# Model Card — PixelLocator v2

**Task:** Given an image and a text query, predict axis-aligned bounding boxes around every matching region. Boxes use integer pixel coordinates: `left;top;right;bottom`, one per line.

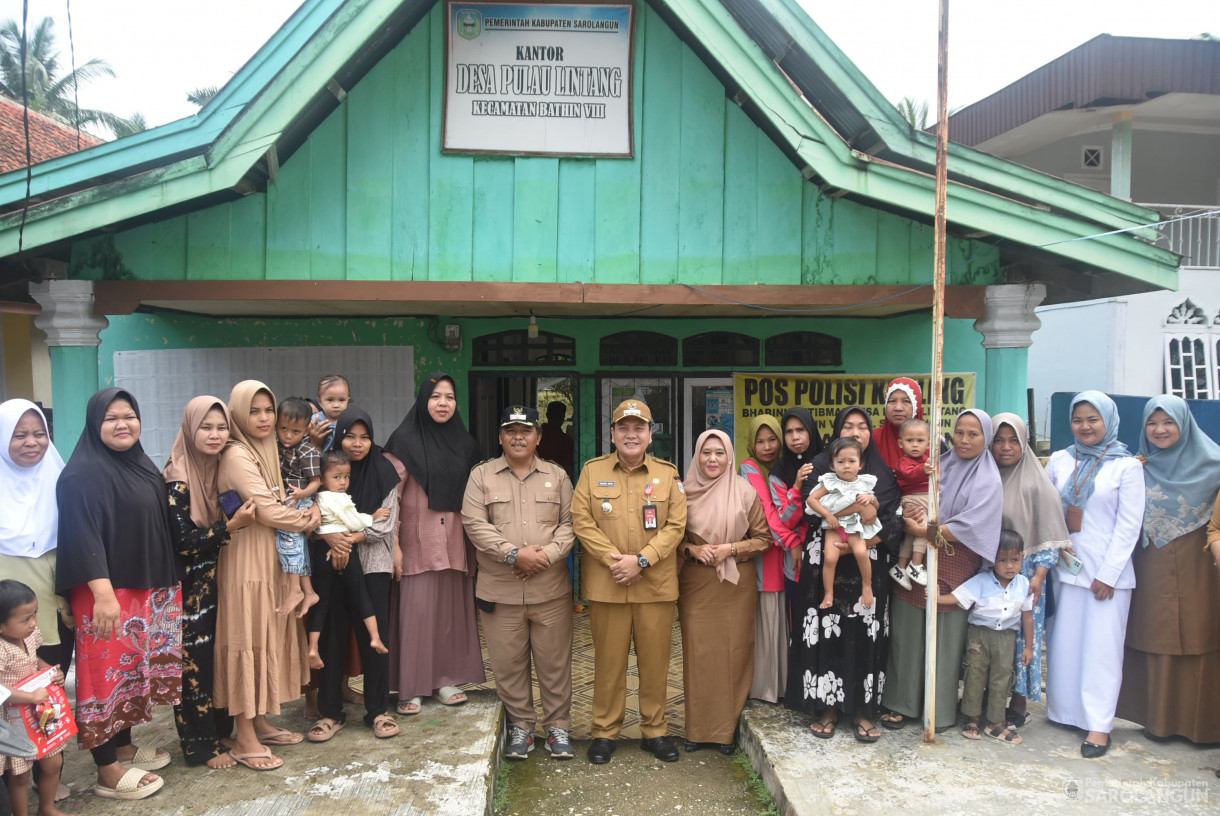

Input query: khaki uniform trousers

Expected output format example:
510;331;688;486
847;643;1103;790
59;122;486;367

589;599;675;739
480;594;573;731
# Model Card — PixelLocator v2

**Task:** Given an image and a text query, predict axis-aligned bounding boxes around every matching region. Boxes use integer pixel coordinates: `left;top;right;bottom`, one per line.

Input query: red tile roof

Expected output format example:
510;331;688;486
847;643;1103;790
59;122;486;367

0;95;102;174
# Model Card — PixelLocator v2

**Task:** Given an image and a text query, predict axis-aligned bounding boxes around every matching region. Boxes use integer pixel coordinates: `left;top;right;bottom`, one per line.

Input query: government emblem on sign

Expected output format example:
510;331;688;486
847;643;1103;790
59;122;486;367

456;9;482;39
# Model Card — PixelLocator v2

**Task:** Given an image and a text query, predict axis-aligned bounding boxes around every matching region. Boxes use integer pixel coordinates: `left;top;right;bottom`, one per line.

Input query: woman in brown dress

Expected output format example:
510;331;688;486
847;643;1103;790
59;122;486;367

215;381;320;770
1116;395;1220;743
678;429;770;753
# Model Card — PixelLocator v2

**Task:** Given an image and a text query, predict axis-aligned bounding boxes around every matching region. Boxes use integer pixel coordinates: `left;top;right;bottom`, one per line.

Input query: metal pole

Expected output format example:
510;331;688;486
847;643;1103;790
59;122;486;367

923;0;950;745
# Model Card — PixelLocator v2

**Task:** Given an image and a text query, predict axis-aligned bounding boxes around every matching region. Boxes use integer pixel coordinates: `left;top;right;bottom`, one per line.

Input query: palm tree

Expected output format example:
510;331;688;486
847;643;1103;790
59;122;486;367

186;85;220;108
895;97;929;131
0;16;141;138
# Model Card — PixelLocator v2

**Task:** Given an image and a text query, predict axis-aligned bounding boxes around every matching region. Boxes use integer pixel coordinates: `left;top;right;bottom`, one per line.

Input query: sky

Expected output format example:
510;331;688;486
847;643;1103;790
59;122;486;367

7;0;1218;134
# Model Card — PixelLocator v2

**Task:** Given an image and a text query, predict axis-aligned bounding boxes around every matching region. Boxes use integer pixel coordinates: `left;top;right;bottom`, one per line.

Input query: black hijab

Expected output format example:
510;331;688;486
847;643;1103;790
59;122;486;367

384;373;478;512
809;406;903;554
771;407;824;488
55;388;176;592
335;407;401;514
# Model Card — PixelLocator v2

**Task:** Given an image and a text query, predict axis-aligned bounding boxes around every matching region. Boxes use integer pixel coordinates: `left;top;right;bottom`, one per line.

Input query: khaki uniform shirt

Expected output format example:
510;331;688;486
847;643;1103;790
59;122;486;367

572;453;687;603
462;455;574;604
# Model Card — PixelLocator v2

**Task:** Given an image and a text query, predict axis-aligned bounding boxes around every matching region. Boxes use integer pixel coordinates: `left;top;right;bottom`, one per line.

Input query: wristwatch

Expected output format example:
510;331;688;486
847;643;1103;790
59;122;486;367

637;554;651;570
505;548;519;567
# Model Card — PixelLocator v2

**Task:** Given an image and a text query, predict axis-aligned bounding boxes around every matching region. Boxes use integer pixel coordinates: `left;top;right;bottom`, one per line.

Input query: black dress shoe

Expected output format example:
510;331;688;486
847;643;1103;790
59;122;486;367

683;739;702;752
718;743;735;756
587;738;616;764
1080;738;1110;759
640;736;680;762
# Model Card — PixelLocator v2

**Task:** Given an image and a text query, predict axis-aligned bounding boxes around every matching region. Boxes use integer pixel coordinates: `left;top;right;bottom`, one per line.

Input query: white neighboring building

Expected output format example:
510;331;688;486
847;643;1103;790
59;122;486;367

948;34;1220;440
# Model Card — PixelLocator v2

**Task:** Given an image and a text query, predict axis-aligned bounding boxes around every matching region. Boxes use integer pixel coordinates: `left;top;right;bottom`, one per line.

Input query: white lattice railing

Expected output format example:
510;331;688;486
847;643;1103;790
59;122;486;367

1140;203;1220;268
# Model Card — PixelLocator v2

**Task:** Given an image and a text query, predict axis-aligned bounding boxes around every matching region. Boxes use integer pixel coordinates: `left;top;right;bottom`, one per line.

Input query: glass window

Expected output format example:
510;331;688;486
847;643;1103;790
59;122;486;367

472;329;576;366
682;332;759;367
765;331;842;367
599;331;678;367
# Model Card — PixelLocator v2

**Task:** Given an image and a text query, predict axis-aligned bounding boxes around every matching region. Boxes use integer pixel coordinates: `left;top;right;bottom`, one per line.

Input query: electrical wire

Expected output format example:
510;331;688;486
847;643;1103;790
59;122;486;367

17;0;31;254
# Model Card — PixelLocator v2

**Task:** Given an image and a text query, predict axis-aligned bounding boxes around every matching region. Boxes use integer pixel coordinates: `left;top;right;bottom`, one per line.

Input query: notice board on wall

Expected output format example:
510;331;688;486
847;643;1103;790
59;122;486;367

444;0;634;156
112;346;414;467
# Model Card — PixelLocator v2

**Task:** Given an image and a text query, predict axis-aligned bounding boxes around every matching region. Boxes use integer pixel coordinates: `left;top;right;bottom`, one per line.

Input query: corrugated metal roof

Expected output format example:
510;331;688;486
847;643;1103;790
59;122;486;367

949;35;1220;147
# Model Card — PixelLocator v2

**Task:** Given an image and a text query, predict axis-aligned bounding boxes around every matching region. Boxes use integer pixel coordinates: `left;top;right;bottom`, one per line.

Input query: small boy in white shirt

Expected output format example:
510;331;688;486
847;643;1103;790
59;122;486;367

934;529;1034;744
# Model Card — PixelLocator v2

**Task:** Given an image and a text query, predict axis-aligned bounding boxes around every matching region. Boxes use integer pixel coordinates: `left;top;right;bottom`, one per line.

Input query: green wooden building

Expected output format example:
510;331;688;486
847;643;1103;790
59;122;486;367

0;0;1178;464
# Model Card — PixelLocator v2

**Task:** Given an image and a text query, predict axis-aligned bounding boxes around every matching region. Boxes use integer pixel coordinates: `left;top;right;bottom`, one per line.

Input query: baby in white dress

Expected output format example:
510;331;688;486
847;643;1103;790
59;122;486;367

806;437;881;610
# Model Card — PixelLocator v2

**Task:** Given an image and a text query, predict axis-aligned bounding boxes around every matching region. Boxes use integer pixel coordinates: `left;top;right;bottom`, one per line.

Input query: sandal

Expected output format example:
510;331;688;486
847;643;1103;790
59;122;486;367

435;686;467;706
961;719;981;740
854;721;881;743
985;723;1022;744
229;749;284;771
880;712;906;730
397;697;422;716
119;744;172;771
307;717;346;743
809;718;837;739
94;767;163;801
372;714;400;739
255;726;304;745
1004;707;1029;728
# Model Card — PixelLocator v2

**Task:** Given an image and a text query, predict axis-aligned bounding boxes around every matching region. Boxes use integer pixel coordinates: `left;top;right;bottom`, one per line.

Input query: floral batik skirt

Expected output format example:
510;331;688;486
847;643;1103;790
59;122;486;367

70;584;183;750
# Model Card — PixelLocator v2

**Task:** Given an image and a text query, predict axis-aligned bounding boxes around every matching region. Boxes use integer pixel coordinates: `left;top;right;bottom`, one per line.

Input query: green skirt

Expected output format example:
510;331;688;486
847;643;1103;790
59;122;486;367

883;596;967;730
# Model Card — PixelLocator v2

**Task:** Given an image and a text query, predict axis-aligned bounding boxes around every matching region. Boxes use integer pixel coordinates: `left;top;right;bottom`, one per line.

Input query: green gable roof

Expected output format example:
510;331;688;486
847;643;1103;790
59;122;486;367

0;0;1179;296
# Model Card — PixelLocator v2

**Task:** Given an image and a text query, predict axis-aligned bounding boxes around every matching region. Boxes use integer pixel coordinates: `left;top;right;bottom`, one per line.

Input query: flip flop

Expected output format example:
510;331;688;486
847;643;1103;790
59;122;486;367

809;719;837;739
119;744;171;771
397;697;422;715
854;722;881;743
94;768;163;800
880;712;906;730
435;686;467;706
255;727;304;745
229;749;284;771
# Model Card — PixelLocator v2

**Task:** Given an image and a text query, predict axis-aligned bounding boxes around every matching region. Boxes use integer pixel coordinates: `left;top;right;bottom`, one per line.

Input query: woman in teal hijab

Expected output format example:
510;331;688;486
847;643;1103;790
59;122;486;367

1116;395;1220;743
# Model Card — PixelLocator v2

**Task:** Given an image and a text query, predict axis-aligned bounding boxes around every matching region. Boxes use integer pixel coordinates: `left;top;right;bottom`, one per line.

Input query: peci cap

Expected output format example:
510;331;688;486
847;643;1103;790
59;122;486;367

499;405;540;429
611;399;652;424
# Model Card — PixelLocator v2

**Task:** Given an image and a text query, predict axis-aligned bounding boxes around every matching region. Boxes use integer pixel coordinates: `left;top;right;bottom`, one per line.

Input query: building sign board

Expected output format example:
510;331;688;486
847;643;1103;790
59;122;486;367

444;0;634;156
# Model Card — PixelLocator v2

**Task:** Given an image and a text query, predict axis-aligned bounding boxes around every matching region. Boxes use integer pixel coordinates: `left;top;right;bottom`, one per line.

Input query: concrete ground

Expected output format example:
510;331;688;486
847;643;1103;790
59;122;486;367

47;691;501;816
740;699;1220;816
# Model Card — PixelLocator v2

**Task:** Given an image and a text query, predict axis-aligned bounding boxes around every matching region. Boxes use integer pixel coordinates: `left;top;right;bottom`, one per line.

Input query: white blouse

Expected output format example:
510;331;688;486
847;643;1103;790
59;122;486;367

1045;452;1145;590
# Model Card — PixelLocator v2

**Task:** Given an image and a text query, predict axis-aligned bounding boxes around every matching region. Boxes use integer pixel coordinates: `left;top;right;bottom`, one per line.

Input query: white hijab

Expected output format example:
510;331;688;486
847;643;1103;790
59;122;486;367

0;400;64;557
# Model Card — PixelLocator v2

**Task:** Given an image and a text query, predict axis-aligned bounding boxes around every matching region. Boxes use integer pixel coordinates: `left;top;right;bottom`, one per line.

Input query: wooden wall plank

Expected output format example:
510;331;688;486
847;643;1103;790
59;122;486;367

428;7;474;280
392;25;431;281
186;205;231;280
557;160;595;283
755;133;802;285
473;158;514;282
266;139;311;280
677;46;724;285
513;158;559;282
229;194;267;280
639;13;681;285
309;106;347;280
722;104;757;285
346;55;394;280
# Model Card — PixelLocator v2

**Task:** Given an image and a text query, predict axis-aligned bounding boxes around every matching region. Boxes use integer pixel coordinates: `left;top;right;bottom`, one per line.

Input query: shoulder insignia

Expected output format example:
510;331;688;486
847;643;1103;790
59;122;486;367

675;479;685;494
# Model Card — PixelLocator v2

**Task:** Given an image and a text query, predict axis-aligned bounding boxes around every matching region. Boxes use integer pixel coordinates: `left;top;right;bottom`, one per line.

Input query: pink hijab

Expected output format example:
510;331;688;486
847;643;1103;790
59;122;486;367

685;429;754;584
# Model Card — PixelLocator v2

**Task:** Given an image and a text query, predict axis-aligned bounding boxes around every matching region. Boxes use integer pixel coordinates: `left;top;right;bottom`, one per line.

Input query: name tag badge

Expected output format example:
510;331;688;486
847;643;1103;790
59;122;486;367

643;504;658;530
598;481;616;487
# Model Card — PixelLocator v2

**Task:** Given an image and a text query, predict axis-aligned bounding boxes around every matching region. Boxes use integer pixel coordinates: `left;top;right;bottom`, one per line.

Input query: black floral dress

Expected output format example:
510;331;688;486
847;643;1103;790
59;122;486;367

785;411;903;724
167;481;234;765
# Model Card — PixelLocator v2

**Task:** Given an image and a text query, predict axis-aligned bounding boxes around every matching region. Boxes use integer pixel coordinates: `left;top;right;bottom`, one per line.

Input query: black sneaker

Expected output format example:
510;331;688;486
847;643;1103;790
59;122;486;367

545;727;574;759
505;726;534;760
640;736;680;762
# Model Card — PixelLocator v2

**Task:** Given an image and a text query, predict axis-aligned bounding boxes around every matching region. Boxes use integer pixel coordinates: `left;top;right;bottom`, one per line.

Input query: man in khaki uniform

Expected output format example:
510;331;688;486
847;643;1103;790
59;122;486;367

462;405;576;760
572;399;687;764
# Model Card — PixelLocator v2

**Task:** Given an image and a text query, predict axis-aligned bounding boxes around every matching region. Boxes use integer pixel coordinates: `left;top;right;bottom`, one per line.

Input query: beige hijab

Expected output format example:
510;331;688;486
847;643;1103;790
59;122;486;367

163;396;231;529
225;380;285;497
685;429;753;584
992;412;1071;558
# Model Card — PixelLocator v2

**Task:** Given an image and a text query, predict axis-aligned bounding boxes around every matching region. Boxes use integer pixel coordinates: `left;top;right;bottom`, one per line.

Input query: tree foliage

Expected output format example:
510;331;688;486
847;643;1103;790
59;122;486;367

0;16;144;139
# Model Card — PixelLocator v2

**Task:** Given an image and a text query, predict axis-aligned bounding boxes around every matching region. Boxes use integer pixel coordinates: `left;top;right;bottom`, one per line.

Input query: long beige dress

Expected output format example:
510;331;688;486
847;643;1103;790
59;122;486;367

678;499;771;744
214;444;313;718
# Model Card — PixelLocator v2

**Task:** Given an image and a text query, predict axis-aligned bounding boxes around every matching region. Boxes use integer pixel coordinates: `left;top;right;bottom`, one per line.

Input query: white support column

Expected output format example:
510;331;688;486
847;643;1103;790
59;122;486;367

973;283;1046;417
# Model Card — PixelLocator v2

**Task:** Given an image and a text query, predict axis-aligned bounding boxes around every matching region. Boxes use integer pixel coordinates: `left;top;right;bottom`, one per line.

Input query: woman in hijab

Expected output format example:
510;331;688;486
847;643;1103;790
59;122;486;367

770;408;822;617
881;408;1003;732
310;407;404;742
56;388;181;800
679;430;771;752
873;378;924;472
739;415;805;703
1116;395;1220;743
1045;391;1144;758
385;373;484;714
990;413;1070;727
162;397;257;768
215;381;320;771
786;407;902;742
0;400;71;674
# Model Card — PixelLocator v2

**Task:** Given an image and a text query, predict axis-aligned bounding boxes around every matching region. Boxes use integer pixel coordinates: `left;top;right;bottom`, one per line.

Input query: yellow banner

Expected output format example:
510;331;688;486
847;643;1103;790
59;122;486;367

732;372;976;460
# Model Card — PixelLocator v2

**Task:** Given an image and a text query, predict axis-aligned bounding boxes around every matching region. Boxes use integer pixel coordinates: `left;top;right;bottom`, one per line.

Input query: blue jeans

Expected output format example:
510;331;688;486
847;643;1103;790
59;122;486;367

275;496;314;575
